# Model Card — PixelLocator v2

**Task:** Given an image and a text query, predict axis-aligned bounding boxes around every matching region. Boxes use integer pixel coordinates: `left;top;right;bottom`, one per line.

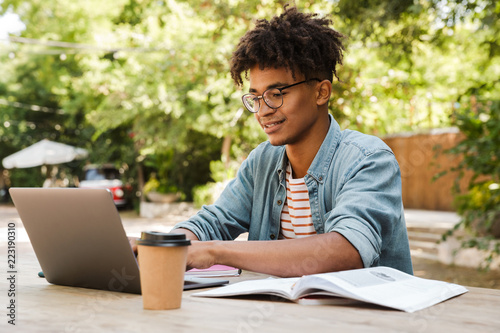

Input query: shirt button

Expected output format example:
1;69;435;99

318;176;323;181
277;200;282;205
270;234;276;240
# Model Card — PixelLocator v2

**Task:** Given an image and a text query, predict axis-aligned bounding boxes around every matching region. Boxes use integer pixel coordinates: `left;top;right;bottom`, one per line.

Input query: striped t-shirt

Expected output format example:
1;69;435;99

279;163;316;239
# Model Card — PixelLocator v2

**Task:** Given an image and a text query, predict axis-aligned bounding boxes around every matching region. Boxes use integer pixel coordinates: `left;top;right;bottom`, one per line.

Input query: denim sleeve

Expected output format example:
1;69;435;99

325;149;403;268
171;152;256;241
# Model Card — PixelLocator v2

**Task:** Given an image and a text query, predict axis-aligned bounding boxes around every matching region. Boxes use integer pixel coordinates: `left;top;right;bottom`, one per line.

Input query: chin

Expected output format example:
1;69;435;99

268;137;288;146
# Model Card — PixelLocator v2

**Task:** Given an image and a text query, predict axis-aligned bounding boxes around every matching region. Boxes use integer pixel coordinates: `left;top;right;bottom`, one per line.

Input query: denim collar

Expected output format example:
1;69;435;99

275;114;341;184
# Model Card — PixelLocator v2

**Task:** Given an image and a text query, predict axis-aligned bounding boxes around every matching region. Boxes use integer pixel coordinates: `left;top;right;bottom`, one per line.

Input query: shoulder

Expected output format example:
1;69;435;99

339;129;394;157
332;129;400;178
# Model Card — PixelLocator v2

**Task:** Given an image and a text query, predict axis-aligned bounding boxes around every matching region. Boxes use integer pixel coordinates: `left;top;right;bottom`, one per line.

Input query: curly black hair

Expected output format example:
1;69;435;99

230;5;345;86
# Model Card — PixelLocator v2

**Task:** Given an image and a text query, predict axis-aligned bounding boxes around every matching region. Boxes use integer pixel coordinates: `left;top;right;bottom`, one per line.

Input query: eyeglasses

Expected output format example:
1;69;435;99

241;78;321;113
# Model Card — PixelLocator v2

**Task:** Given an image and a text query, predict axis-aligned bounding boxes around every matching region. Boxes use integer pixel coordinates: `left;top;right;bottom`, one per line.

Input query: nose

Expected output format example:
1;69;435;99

256;100;277;117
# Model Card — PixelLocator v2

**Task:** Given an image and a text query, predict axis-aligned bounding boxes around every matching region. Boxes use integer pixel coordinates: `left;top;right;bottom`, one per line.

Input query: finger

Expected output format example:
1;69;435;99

128;236;138;254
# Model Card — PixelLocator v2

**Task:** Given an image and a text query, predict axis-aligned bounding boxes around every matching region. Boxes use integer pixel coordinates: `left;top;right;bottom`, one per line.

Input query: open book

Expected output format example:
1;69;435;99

192;266;468;313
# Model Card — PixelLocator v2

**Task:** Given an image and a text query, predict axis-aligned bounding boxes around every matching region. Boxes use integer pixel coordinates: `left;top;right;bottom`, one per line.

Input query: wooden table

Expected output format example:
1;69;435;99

1;242;499;333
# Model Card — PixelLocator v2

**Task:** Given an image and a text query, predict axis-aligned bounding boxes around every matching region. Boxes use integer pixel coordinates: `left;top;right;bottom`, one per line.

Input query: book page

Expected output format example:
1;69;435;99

193;267;467;313
193;277;300;300
294;267;468;312
296;294;363;306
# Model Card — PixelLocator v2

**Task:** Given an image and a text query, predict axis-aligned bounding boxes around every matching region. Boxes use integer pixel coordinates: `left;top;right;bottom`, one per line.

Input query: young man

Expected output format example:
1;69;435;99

172;6;413;277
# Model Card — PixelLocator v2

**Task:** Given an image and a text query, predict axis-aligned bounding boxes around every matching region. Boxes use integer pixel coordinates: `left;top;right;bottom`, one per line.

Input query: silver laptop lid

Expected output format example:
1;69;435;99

10;187;141;294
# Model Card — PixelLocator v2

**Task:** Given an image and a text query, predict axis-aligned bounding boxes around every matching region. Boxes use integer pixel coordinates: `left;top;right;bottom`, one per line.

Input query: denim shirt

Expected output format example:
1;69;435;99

173;115;413;274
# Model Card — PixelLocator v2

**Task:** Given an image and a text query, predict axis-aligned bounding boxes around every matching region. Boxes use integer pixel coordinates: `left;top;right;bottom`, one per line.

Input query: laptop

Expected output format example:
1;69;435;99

9;187;228;294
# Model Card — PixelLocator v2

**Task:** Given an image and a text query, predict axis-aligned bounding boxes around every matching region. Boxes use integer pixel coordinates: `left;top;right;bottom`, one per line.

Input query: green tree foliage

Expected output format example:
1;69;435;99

1;0;499;203
332;0;500;134
440;96;500;268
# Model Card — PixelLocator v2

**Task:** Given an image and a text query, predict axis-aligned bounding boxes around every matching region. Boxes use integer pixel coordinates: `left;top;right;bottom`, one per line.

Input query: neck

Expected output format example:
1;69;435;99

286;114;330;179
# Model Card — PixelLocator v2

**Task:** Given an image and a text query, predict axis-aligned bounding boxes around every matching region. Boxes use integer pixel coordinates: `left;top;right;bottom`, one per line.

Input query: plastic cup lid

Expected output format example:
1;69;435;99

136;231;191;247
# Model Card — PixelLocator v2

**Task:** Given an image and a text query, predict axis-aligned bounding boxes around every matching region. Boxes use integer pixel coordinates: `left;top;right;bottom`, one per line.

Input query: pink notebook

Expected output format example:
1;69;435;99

186;265;241;277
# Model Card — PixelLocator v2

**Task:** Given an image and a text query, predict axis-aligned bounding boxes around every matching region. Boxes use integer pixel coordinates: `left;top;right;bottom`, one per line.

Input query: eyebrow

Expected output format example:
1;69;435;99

248;81;290;94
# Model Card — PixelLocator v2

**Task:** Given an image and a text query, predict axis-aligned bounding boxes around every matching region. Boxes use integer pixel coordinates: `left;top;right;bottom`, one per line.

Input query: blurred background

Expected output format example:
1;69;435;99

0;1;498;270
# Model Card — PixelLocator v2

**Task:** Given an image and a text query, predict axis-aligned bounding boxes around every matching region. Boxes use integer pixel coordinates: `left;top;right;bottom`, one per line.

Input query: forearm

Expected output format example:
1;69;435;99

209;232;363;277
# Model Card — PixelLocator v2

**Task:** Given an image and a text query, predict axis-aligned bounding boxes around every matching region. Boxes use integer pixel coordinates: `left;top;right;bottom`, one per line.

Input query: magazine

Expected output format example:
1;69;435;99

192;266;468;313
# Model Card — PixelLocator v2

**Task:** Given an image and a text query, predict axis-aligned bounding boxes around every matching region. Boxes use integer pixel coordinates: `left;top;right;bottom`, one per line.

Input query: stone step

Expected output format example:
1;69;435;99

410;249;440;261
409;239;439;251
409;238;440;261
405;215;450;262
407;230;443;242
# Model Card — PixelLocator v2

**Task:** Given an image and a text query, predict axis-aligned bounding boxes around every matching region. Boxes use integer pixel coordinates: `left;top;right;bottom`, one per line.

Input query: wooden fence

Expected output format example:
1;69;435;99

382;128;469;211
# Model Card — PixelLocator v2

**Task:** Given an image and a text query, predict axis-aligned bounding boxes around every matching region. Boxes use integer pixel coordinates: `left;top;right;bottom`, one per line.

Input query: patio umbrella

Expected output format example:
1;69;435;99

2;139;89;169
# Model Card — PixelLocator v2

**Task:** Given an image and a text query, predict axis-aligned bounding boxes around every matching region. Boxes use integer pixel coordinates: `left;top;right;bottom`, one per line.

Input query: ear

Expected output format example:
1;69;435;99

316;80;332;106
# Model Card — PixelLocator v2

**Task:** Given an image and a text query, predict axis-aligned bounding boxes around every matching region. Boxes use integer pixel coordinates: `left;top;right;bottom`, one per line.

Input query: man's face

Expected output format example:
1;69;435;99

248;66;323;147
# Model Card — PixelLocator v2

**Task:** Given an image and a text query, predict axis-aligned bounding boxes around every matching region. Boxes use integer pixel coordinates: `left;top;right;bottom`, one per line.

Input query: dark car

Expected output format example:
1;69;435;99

79;164;131;207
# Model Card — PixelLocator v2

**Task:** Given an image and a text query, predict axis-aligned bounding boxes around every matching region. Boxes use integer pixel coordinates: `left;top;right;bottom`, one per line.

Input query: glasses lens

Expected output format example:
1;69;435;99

243;95;258;113
263;89;283;109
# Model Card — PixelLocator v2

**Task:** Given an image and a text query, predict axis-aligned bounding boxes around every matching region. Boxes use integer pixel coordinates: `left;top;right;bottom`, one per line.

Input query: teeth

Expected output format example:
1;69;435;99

265;121;281;128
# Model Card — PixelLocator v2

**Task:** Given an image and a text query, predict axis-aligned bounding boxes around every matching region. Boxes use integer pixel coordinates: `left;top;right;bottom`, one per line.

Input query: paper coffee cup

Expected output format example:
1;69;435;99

136;231;191;310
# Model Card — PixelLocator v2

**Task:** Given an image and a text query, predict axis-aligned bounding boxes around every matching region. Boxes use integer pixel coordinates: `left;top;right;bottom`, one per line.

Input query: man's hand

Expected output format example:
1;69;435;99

185;240;219;270
128;237;138;255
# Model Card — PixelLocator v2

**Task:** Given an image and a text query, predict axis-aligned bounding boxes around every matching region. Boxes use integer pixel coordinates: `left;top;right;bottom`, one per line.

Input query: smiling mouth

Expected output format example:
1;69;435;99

263;119;285;128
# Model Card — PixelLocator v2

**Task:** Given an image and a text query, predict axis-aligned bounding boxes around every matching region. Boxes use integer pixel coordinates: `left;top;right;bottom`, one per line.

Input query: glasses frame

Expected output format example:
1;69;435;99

241;78;321;113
